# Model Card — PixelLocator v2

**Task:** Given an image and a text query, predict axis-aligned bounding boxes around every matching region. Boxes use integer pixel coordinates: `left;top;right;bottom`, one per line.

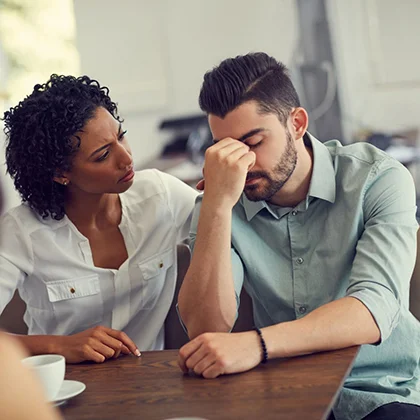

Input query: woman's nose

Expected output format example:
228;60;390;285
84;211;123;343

117;145;133;169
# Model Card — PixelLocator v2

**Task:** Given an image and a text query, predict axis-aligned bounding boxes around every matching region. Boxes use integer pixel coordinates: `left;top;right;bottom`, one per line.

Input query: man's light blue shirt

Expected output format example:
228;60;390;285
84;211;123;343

190;134;420;420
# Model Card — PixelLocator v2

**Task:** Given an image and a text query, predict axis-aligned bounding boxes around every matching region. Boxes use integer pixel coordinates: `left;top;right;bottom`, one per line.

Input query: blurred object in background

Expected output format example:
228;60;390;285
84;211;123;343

138;114;211;187
0;0;79;214
355;127;420;167
159;114;211;163
292;0;344;142
0;0;79;106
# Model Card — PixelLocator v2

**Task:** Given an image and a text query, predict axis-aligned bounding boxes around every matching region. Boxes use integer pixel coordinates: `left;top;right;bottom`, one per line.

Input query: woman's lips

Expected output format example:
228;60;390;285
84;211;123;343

119;169;135;183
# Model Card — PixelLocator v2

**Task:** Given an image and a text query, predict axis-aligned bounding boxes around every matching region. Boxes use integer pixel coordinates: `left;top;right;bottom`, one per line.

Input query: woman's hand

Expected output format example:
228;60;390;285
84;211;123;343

54;326;141;363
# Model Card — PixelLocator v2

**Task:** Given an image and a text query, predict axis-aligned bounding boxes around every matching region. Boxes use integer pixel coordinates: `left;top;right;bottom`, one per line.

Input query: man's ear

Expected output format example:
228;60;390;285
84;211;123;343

290;107;308;140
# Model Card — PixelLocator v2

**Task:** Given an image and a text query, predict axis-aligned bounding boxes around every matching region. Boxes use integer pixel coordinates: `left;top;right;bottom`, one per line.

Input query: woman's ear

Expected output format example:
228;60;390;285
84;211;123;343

290;107;309;140
53;175;70;186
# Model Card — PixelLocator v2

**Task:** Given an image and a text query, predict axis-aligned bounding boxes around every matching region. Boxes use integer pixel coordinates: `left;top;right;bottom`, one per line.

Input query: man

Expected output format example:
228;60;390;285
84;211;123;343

177;53;420;420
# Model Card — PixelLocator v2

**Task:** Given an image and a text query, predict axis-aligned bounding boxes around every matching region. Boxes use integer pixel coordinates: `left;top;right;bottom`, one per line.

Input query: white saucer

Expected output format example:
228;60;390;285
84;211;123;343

50;380;86;405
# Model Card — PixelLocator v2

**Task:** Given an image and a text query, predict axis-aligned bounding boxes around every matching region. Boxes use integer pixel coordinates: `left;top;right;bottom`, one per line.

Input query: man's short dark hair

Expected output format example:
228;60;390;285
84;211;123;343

199;52;300;125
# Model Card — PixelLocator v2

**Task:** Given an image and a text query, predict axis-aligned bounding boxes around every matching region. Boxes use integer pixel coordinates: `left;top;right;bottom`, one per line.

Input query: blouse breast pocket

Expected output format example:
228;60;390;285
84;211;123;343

137;248;175;310
46;274;104;333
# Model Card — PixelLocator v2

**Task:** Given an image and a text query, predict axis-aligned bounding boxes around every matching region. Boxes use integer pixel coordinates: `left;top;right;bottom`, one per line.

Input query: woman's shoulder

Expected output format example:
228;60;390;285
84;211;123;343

124;169;174;201
0;203;57;233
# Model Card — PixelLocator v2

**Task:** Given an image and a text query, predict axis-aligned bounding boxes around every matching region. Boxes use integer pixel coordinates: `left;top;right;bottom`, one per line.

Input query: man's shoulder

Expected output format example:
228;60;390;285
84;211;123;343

324;139;393;166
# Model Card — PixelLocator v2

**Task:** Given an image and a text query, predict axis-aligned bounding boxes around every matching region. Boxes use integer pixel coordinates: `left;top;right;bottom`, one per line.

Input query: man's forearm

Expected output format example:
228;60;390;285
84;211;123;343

262;297;381;359
178;197;237;338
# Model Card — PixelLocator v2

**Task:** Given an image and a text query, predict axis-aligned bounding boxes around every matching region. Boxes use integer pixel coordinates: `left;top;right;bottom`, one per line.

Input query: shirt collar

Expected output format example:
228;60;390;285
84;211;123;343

306;132;336;204
241;132;336;221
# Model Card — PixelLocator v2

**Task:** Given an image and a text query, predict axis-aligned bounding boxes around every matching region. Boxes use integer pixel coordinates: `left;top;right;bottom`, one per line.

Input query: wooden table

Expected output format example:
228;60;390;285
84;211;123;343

61;347;359;420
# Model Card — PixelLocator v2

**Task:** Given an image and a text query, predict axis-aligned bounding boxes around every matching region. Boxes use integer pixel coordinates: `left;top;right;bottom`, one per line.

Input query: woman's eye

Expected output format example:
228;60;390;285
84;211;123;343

96;151;110;162
118;130;127;141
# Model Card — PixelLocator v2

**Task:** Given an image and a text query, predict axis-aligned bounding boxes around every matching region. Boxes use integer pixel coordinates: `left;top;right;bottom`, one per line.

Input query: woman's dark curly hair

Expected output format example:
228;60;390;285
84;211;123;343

2;74;122;220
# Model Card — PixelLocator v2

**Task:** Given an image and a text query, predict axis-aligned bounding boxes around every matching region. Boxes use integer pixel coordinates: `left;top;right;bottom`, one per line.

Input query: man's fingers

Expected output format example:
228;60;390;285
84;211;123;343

178;337;203;372
226;147;254;168
178;355;189;373
191;354;216;376
201;361;222;379
184;345;209;371
240;151;256;171
208;141;249;161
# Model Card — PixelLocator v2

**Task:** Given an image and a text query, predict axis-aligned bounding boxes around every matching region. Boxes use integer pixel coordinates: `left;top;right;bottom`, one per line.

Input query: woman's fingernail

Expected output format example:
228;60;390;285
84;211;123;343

135;349;141;357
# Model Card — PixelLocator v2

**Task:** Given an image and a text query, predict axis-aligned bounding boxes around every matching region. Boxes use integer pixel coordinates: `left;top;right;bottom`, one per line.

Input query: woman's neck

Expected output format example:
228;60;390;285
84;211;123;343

64;191;122;230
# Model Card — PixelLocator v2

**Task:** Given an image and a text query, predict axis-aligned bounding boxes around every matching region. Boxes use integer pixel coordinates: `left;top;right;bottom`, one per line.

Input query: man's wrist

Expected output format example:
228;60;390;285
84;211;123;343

253;327;268;363
201;194;236;214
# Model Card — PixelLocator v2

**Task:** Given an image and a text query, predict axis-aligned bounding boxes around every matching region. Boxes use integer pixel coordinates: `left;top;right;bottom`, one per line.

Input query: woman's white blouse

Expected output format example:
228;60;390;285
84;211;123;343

0;170;198;350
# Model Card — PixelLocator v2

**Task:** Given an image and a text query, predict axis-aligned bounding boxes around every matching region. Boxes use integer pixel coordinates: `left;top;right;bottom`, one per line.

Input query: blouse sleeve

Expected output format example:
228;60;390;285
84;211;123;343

0;212;33;314
155;171;199;243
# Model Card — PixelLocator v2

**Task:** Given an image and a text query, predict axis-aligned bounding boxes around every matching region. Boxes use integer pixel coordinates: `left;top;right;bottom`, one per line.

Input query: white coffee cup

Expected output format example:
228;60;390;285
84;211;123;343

22;354;65;401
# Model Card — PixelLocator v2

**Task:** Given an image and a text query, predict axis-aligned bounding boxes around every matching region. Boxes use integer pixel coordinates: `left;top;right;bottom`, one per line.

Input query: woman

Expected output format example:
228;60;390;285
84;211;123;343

0;74;197;363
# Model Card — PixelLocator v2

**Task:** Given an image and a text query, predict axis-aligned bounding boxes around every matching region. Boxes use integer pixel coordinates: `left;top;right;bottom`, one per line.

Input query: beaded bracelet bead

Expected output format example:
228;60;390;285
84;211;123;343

253;326;268;364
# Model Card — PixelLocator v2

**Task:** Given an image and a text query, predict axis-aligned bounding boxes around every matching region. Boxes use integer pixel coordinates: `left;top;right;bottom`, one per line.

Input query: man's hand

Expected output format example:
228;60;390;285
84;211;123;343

178;331;262;378
200;138;256;209
54;326;141;363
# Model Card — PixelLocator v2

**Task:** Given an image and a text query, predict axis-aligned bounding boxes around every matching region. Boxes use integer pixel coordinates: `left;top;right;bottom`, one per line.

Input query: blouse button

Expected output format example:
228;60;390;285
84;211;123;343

70;287;76;294
159;262;164;268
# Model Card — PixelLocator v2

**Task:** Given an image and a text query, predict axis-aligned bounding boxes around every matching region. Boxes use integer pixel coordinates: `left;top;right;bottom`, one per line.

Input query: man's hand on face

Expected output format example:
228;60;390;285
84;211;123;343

197;138;256;209
177;331;262;379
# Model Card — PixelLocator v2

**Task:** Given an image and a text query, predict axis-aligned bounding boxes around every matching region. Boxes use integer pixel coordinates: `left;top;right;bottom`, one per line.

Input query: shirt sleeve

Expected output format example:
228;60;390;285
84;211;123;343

156;171;198;243
0;212;33;314
346;158;418;343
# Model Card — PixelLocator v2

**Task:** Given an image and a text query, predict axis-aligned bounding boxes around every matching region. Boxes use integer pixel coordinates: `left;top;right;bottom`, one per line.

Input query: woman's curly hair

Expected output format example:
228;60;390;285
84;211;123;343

2;74;122;220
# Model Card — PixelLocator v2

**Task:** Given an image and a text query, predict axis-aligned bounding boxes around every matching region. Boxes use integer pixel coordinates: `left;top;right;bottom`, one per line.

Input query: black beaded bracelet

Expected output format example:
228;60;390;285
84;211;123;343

253;326;268;364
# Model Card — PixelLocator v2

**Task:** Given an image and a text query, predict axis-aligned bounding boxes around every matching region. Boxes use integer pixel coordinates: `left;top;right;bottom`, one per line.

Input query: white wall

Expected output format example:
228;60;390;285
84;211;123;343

73;0;299;166
0;45;20;212
327;0;420;141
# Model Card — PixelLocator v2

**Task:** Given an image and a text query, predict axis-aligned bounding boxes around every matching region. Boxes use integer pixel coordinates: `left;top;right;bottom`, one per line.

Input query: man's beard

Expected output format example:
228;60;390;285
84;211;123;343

244;131;297;202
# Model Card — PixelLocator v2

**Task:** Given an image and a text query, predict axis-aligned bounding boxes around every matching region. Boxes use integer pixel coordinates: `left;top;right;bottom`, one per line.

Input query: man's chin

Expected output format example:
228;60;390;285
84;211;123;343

244;184;280;203
244;188;267;202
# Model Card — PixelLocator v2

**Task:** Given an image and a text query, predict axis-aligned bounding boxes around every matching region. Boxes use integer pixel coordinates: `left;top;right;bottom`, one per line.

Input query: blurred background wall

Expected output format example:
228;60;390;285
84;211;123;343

1;0;420;212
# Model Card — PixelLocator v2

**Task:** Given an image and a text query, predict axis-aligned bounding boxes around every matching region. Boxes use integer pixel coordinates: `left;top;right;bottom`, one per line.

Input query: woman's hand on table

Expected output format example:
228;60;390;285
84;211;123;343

54;326;141;363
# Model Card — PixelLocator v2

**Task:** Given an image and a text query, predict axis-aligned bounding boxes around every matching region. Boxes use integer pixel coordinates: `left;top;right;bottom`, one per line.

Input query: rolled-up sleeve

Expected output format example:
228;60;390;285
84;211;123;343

346;159;418;343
